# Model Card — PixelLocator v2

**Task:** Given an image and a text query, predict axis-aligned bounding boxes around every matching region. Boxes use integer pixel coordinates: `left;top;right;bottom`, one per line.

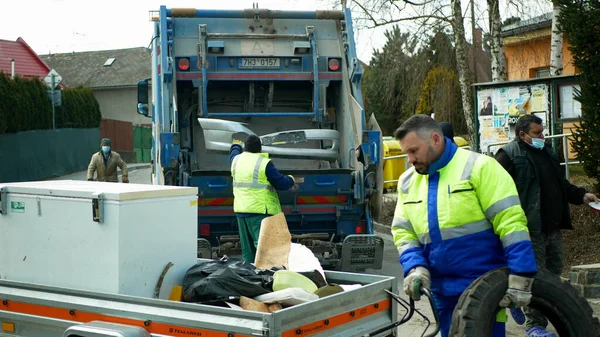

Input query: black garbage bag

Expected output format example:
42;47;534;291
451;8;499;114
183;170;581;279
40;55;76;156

298;270;328;288
182;258;276;302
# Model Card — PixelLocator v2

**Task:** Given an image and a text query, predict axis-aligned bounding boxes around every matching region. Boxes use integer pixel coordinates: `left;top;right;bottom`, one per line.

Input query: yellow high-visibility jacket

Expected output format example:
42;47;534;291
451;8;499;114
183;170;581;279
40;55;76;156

392;141;537;296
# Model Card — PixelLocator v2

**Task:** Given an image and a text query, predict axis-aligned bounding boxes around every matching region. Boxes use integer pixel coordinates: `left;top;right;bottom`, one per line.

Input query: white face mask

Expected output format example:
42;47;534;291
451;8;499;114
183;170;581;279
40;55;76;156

525;134;544;150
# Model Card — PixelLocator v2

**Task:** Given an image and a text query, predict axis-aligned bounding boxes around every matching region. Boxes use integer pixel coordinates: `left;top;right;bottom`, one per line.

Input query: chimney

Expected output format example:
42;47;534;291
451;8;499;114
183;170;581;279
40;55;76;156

11;59;15;79
474;28;483;50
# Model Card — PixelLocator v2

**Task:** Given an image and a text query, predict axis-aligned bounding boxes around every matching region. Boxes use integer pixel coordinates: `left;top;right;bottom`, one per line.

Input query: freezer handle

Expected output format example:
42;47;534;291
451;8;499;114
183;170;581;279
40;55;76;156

0;188;6;215
92;194;104;223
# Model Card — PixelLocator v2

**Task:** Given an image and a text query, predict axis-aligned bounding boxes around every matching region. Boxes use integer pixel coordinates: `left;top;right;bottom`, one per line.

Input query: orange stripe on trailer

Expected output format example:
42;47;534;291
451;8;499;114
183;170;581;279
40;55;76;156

0;300;249;337
282;299;391;337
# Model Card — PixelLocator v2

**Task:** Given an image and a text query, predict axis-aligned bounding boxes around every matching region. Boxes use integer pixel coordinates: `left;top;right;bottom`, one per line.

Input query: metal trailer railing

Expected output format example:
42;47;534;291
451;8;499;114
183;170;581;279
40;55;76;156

383;132;580;186
485;133;579;180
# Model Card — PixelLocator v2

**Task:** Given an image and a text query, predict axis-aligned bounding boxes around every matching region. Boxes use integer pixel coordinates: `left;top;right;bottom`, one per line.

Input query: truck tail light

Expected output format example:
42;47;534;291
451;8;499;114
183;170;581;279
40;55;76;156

199;224;210;236
328;58;341;71
355;220;366;234
177;57;190;71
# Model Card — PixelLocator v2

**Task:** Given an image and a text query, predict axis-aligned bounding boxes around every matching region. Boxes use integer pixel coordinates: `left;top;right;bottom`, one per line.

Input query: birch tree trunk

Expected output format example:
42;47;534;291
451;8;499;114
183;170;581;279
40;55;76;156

451;0;475;137
487;0;506;81
550;0;563;76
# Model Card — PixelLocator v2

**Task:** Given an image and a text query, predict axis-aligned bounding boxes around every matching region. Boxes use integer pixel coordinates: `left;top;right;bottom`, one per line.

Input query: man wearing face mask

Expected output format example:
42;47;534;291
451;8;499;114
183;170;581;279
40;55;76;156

392;115;537;337
87;138;129;183
495;114;599;337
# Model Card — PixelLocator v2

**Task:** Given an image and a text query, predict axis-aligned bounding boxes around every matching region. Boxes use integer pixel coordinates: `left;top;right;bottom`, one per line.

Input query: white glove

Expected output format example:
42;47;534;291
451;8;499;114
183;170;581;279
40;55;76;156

403;266;430;301
499;274;533;308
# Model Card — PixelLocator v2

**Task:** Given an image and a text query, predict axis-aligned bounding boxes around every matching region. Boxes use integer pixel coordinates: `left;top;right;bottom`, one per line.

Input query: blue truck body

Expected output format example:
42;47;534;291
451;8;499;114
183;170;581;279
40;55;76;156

137;6;385;270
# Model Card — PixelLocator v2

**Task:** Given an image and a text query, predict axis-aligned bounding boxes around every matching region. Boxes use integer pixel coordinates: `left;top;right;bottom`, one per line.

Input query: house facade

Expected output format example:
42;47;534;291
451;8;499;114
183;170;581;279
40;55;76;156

42;47;153;162
501;13;581;159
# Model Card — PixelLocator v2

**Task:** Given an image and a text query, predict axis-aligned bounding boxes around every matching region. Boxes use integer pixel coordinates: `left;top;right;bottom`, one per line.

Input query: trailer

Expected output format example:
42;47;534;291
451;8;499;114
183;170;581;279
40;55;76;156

0;181;439;337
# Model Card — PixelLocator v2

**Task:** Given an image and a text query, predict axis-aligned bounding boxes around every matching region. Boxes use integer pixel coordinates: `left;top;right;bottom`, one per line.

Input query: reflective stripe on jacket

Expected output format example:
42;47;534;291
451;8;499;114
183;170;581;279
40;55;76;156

231;152;282;215
392;141;537;296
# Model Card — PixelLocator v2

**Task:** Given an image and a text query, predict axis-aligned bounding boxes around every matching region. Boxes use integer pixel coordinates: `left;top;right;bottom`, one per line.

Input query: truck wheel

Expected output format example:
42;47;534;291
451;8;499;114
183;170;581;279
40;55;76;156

450;267;600;337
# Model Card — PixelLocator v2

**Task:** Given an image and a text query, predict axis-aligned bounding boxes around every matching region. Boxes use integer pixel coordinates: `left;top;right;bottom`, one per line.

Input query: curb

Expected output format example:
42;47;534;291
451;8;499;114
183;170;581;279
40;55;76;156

126;164;151;173
374;221;392;237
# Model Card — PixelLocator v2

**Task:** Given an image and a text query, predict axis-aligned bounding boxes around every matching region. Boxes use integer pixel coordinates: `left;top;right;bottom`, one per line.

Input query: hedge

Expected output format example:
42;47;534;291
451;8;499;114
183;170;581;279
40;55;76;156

0;72;101;134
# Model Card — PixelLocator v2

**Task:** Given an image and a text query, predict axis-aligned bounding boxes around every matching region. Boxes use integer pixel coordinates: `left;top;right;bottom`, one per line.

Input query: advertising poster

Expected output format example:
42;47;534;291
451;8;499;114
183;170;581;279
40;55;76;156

477;84;549;154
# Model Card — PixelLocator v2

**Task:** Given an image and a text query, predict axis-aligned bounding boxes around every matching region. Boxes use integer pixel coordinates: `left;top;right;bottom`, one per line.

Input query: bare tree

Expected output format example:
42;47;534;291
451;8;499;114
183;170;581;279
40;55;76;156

342;0;476;137
487;0;506;81
450;0;475;137
550;0;563;75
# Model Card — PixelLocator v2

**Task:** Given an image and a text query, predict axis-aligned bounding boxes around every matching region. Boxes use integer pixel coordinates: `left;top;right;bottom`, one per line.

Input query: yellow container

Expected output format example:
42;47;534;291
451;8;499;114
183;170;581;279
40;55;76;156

272;270;318;293
454;136;468;148
383;139;407;191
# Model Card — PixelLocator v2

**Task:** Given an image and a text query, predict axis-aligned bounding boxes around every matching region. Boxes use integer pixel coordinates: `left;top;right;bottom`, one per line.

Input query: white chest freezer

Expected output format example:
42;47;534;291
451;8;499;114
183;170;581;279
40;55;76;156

0;180;198;299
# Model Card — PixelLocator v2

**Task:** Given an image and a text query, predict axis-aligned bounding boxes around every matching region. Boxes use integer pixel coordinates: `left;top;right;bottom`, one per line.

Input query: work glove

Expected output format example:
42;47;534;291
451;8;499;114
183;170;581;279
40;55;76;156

499;274;533;308
232;132;247;146
122;177;129;183
403;266;430;301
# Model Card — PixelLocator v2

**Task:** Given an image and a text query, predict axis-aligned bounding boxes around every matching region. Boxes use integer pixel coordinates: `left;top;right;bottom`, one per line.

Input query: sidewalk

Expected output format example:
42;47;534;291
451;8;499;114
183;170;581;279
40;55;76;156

48;163;150;181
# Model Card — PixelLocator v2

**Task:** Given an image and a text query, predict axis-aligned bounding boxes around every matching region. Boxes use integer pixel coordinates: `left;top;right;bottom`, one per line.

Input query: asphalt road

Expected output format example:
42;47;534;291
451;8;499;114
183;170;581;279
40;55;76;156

53;167;588;336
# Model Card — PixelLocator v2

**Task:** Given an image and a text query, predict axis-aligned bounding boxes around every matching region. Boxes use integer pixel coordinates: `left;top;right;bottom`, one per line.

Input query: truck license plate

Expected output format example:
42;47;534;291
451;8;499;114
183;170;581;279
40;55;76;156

239;58;280;69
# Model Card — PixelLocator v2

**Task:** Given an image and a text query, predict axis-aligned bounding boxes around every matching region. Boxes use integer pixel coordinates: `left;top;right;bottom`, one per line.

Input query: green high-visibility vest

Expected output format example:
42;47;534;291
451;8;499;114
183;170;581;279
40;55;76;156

231;152;282;215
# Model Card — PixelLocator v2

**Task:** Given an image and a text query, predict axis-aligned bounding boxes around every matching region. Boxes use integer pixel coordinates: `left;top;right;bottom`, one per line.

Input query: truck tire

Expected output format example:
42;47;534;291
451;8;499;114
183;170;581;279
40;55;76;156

450;267;600;337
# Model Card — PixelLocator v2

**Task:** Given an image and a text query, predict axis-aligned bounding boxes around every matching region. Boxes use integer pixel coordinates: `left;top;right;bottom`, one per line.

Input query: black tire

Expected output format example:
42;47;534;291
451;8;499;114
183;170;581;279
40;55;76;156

450;267;600;337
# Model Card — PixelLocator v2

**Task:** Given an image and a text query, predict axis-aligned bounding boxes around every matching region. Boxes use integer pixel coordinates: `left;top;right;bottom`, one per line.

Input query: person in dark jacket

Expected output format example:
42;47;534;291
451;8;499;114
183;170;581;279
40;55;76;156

495;114;599;337
438;121;455;144
229;134;298;263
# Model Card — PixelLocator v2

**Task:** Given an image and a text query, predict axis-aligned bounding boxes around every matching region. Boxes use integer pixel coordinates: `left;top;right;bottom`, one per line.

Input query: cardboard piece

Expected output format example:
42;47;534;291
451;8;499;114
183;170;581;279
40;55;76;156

240;296;270;313
268;303;282;312
254;212;292;269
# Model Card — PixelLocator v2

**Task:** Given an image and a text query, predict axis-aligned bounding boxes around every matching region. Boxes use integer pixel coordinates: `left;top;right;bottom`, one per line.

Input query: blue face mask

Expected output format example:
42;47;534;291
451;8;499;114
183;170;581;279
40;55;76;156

526;134;545;150
102;146;110;153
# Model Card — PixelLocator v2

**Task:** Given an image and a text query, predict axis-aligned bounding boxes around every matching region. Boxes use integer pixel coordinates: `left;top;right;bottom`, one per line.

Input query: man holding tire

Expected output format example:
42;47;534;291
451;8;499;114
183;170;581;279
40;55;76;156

495;114;599;337
391;115;538;337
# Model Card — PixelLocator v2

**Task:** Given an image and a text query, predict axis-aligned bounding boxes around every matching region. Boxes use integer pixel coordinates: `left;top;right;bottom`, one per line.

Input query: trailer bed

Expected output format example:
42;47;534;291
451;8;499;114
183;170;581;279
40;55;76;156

0;271;398;337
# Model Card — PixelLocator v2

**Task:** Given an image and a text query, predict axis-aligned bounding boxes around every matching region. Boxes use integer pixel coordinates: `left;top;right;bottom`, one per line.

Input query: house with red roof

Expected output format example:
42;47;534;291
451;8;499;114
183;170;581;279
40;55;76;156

0;37;67;90
0;37;51;79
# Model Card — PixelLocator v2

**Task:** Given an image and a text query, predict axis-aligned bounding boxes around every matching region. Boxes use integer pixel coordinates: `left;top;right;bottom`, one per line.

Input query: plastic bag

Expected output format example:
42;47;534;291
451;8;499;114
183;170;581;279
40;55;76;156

287;243;326;281
182;258;275;303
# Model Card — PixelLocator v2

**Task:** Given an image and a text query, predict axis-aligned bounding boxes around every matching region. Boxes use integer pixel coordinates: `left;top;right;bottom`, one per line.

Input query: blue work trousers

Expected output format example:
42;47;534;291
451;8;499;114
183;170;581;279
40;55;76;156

433;293;505;337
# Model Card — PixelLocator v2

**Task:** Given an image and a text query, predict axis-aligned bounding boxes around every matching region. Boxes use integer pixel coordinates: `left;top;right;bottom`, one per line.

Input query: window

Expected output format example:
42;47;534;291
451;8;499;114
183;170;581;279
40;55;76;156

559;84;582;119
535;68;550;78
103;58;116;67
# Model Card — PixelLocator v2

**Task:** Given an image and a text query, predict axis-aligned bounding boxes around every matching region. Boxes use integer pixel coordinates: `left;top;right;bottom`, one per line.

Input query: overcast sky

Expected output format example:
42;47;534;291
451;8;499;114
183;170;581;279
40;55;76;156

1;0;389;63
2;0;551;64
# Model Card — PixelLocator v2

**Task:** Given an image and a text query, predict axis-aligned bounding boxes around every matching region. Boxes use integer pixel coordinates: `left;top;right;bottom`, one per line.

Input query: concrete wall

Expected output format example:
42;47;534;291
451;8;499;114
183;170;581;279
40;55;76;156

93;87;152;126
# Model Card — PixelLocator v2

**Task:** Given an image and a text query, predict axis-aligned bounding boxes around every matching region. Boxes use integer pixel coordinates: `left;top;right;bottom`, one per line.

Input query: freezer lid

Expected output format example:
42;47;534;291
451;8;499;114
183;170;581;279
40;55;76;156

0;180;198;201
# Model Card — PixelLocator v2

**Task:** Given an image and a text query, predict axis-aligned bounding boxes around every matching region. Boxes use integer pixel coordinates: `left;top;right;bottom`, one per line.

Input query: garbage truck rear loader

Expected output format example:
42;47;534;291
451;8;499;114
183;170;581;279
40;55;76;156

137;6;385;270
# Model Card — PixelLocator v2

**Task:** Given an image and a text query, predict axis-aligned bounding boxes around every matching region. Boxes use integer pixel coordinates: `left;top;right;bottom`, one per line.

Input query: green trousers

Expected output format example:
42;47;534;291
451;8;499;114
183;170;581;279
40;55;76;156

237;215;268;263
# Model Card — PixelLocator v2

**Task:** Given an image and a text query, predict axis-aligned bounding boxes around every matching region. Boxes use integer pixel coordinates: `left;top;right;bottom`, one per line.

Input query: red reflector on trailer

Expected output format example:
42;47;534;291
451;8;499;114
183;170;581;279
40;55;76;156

199;224;210;236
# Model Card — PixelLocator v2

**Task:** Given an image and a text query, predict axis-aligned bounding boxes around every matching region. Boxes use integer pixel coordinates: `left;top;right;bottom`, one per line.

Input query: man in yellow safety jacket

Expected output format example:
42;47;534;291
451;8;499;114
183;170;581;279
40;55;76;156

392;115;538;337
230;134;297;262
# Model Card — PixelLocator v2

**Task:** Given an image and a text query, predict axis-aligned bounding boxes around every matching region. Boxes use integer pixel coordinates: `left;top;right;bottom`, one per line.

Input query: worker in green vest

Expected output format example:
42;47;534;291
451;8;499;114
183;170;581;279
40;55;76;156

230;134;297;262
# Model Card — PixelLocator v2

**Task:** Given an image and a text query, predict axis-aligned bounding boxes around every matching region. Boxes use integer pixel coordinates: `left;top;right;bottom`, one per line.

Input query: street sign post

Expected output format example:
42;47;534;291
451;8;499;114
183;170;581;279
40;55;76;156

44;69;62;130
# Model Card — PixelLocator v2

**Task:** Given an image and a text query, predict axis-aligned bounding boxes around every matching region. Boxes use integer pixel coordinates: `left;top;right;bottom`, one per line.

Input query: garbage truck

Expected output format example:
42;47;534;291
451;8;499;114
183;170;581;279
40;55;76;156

137;5;385;271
